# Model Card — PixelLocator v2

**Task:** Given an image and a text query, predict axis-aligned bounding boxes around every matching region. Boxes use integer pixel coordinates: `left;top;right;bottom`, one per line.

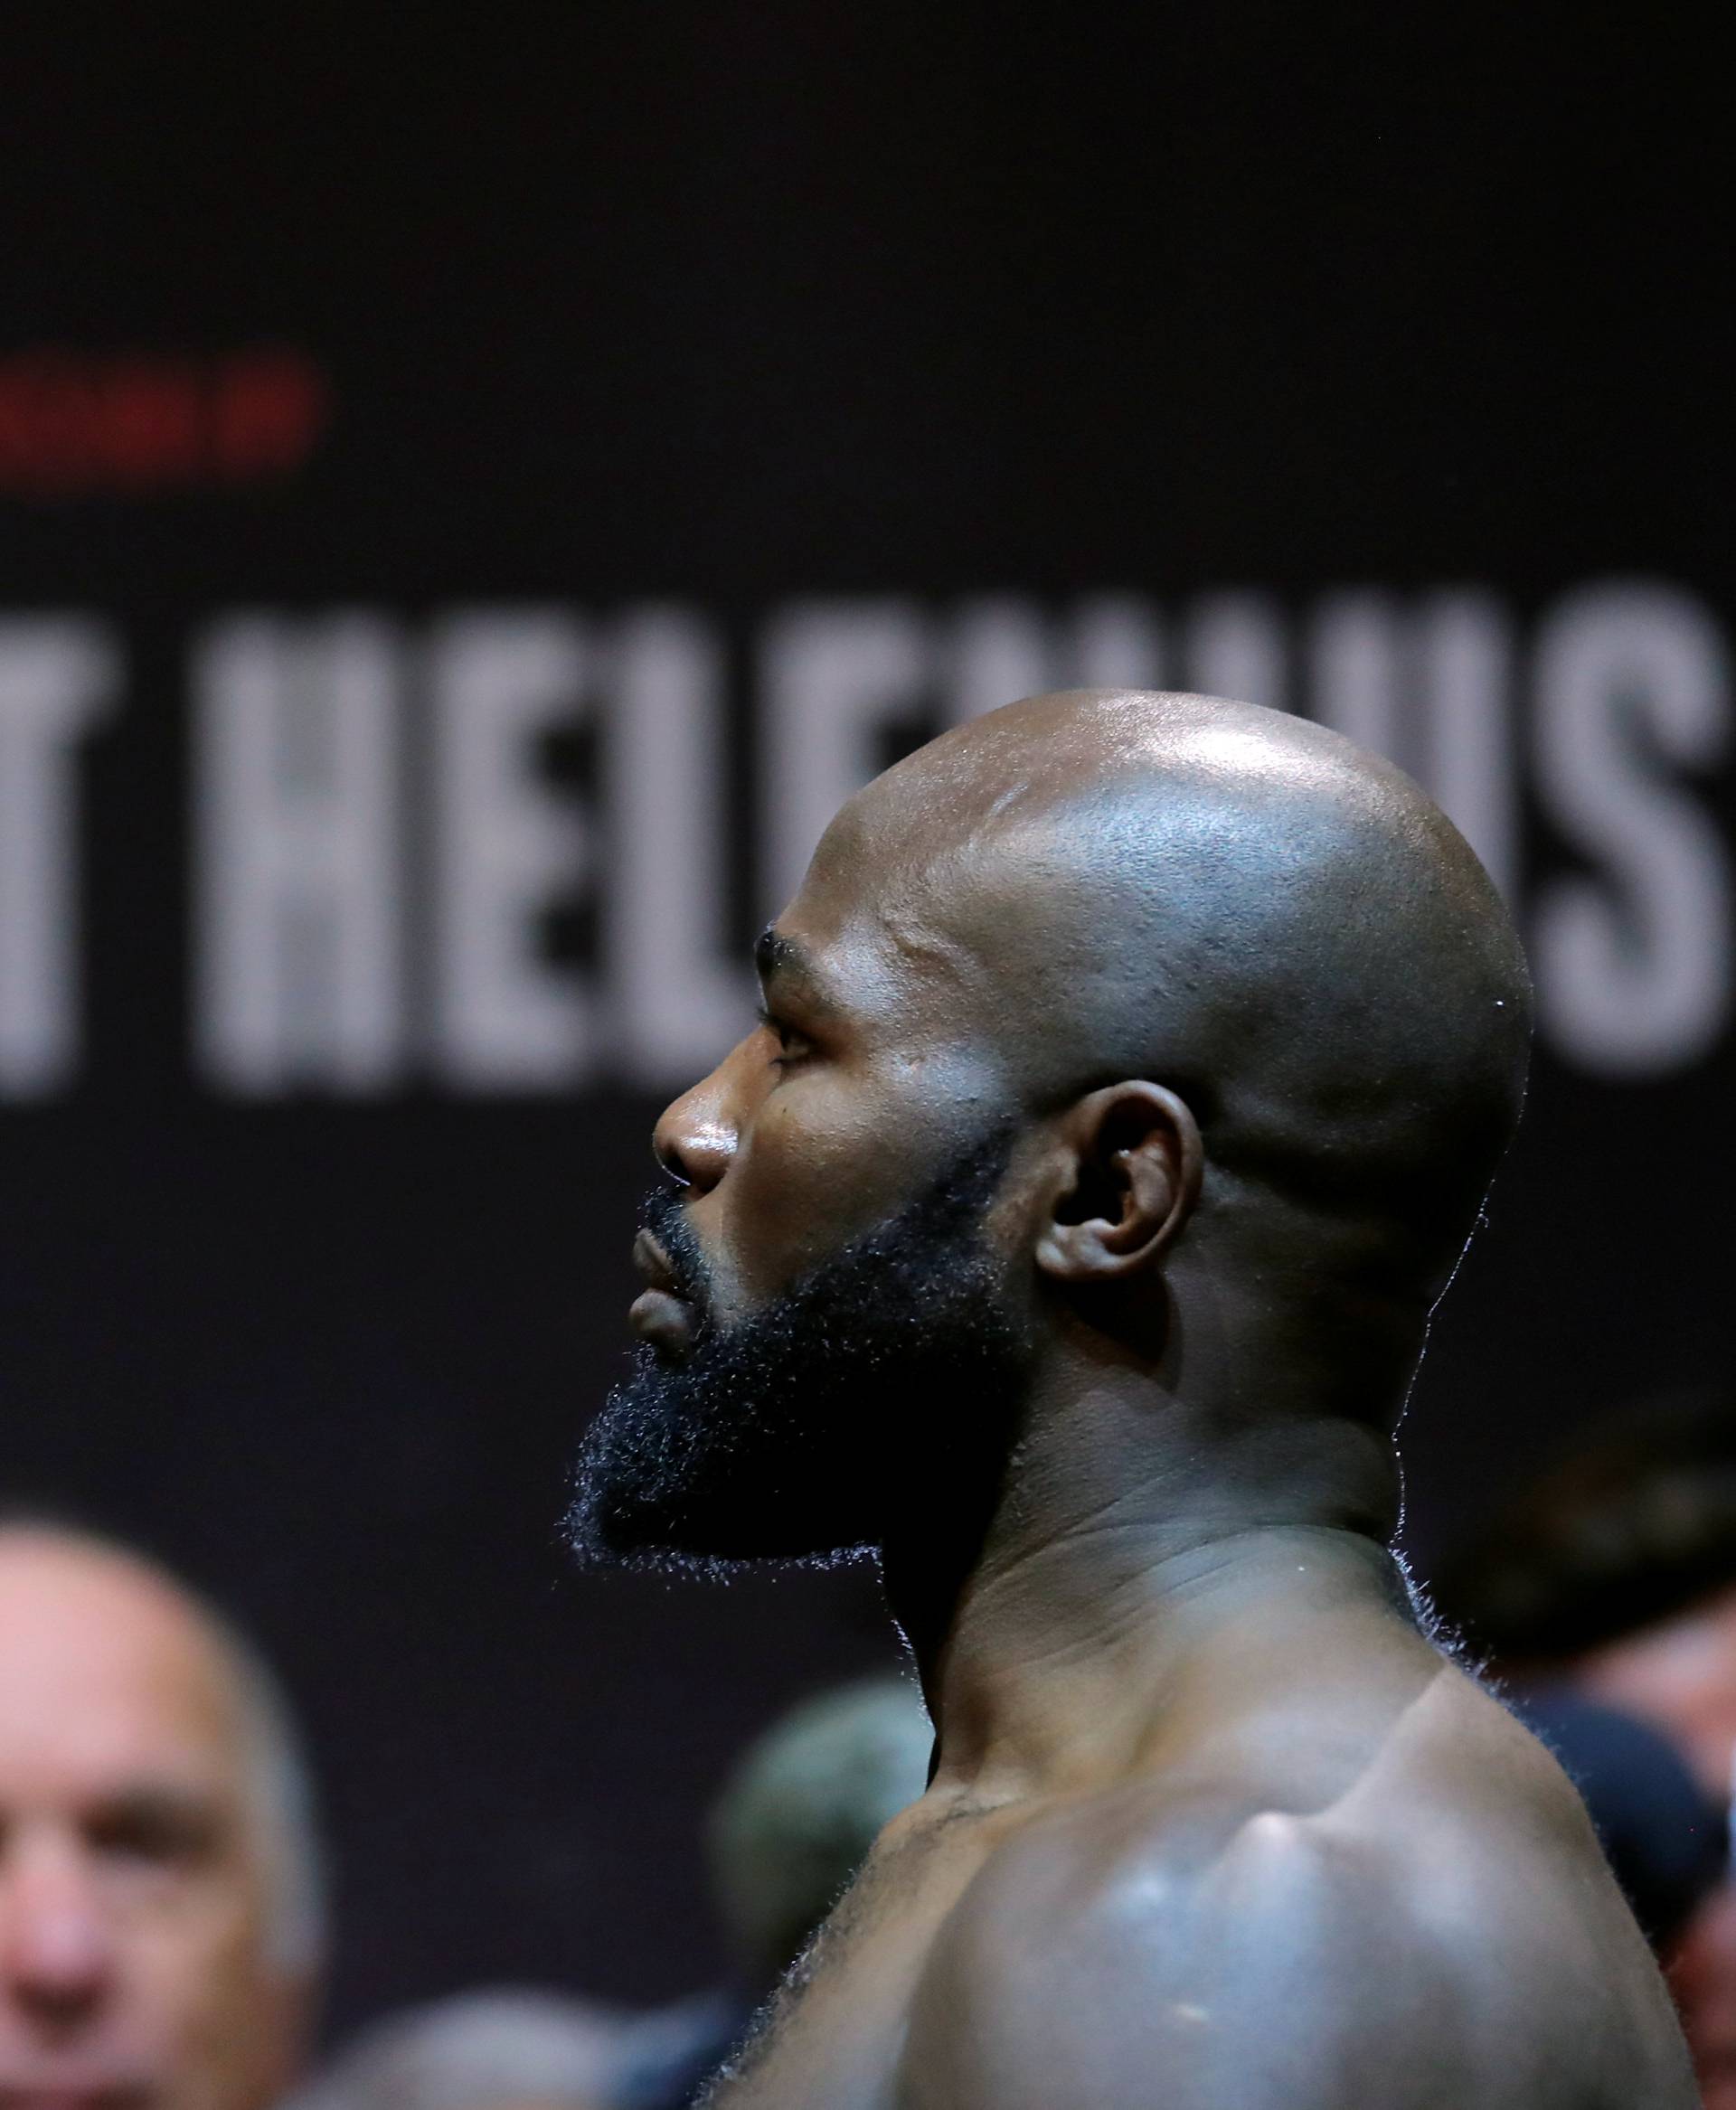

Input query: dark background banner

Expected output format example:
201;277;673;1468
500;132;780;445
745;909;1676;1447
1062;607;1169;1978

1;10;1727;2038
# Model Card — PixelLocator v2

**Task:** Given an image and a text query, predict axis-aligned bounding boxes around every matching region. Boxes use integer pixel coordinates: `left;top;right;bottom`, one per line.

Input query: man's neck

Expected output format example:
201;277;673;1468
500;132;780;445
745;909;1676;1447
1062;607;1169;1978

882;1358;1413;1810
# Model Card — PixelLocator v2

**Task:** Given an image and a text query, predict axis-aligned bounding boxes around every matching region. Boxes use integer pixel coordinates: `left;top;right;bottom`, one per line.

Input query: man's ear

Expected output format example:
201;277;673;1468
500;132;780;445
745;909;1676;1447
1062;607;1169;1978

1033;1081;1203;1284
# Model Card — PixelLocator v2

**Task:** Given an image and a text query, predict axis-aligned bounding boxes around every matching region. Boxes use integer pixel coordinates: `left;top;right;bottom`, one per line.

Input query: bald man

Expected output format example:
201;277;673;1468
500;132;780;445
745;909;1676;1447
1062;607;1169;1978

567;692;1694;2108
0;1523;320;2110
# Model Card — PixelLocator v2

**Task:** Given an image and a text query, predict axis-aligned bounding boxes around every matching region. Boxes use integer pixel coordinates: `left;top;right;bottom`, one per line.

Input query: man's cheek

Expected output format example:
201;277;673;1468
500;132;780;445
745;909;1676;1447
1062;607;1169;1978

730;1102;915;1298
728;1152;843;1298
156;1915;270;2096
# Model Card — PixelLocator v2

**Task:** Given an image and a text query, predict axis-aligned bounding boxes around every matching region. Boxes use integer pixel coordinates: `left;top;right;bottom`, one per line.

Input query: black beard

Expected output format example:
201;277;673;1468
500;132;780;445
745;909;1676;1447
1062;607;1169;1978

564;1126;1030;1576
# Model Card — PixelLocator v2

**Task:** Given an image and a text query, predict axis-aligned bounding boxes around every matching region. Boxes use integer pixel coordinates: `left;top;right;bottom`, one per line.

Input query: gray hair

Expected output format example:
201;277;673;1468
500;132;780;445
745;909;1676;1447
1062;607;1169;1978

284;1990;627;2110
215;1608;327;1973
0;1515;326;1975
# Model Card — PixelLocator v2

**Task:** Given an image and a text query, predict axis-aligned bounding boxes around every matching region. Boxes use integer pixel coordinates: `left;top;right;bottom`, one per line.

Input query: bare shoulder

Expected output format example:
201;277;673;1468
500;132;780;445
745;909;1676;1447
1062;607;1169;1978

899;1671;1695;2110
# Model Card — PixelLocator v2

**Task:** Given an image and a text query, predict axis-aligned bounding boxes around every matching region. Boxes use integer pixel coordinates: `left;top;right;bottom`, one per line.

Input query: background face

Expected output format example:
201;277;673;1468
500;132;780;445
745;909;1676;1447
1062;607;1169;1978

0;1546;299;2107
0;8;1727;2042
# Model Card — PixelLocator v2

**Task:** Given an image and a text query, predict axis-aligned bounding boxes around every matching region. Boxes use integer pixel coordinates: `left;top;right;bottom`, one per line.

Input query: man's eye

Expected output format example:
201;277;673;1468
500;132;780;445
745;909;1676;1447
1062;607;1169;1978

759;1013;813;1068
87;1800;221;1869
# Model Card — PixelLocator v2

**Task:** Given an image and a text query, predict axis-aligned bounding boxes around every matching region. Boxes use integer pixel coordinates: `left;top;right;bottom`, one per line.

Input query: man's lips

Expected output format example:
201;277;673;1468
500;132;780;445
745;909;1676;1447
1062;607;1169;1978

629;1230;698;1355
632;1228;681;1295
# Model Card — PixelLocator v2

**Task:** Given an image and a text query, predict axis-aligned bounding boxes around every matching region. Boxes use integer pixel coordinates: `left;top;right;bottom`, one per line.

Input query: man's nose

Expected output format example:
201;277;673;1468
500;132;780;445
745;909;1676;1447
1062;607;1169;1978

0;1841;118;2029
652;1057;742;1195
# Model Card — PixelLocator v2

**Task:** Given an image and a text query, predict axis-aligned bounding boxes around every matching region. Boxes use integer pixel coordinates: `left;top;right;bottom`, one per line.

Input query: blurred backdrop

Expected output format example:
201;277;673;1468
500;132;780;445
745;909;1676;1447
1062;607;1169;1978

0;6;1728;2042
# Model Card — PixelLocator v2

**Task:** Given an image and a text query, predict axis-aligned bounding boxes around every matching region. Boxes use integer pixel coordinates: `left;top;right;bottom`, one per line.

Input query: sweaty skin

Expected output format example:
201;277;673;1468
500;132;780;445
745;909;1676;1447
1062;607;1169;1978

636;692;1694;2110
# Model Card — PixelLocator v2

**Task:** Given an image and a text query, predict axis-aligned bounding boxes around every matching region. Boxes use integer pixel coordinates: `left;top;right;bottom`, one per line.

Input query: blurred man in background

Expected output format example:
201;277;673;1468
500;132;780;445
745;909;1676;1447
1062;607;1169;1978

0;1520;322;2110
613;1676;934;2107
703;1678;933;2005
294;1677;931;2110
283;1987;621;2110
1437;1392;1736;2109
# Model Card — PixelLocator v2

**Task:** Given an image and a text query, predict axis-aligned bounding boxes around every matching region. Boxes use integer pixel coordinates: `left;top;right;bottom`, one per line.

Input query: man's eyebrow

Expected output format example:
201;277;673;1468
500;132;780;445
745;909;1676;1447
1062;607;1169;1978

753;926;832;1008
84;1779;230;1854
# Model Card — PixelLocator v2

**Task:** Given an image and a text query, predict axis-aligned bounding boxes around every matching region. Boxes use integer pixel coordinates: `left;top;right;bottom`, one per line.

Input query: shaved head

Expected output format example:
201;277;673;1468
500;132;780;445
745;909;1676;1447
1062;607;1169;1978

820;689;1531;1314
575;686;1532;1571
